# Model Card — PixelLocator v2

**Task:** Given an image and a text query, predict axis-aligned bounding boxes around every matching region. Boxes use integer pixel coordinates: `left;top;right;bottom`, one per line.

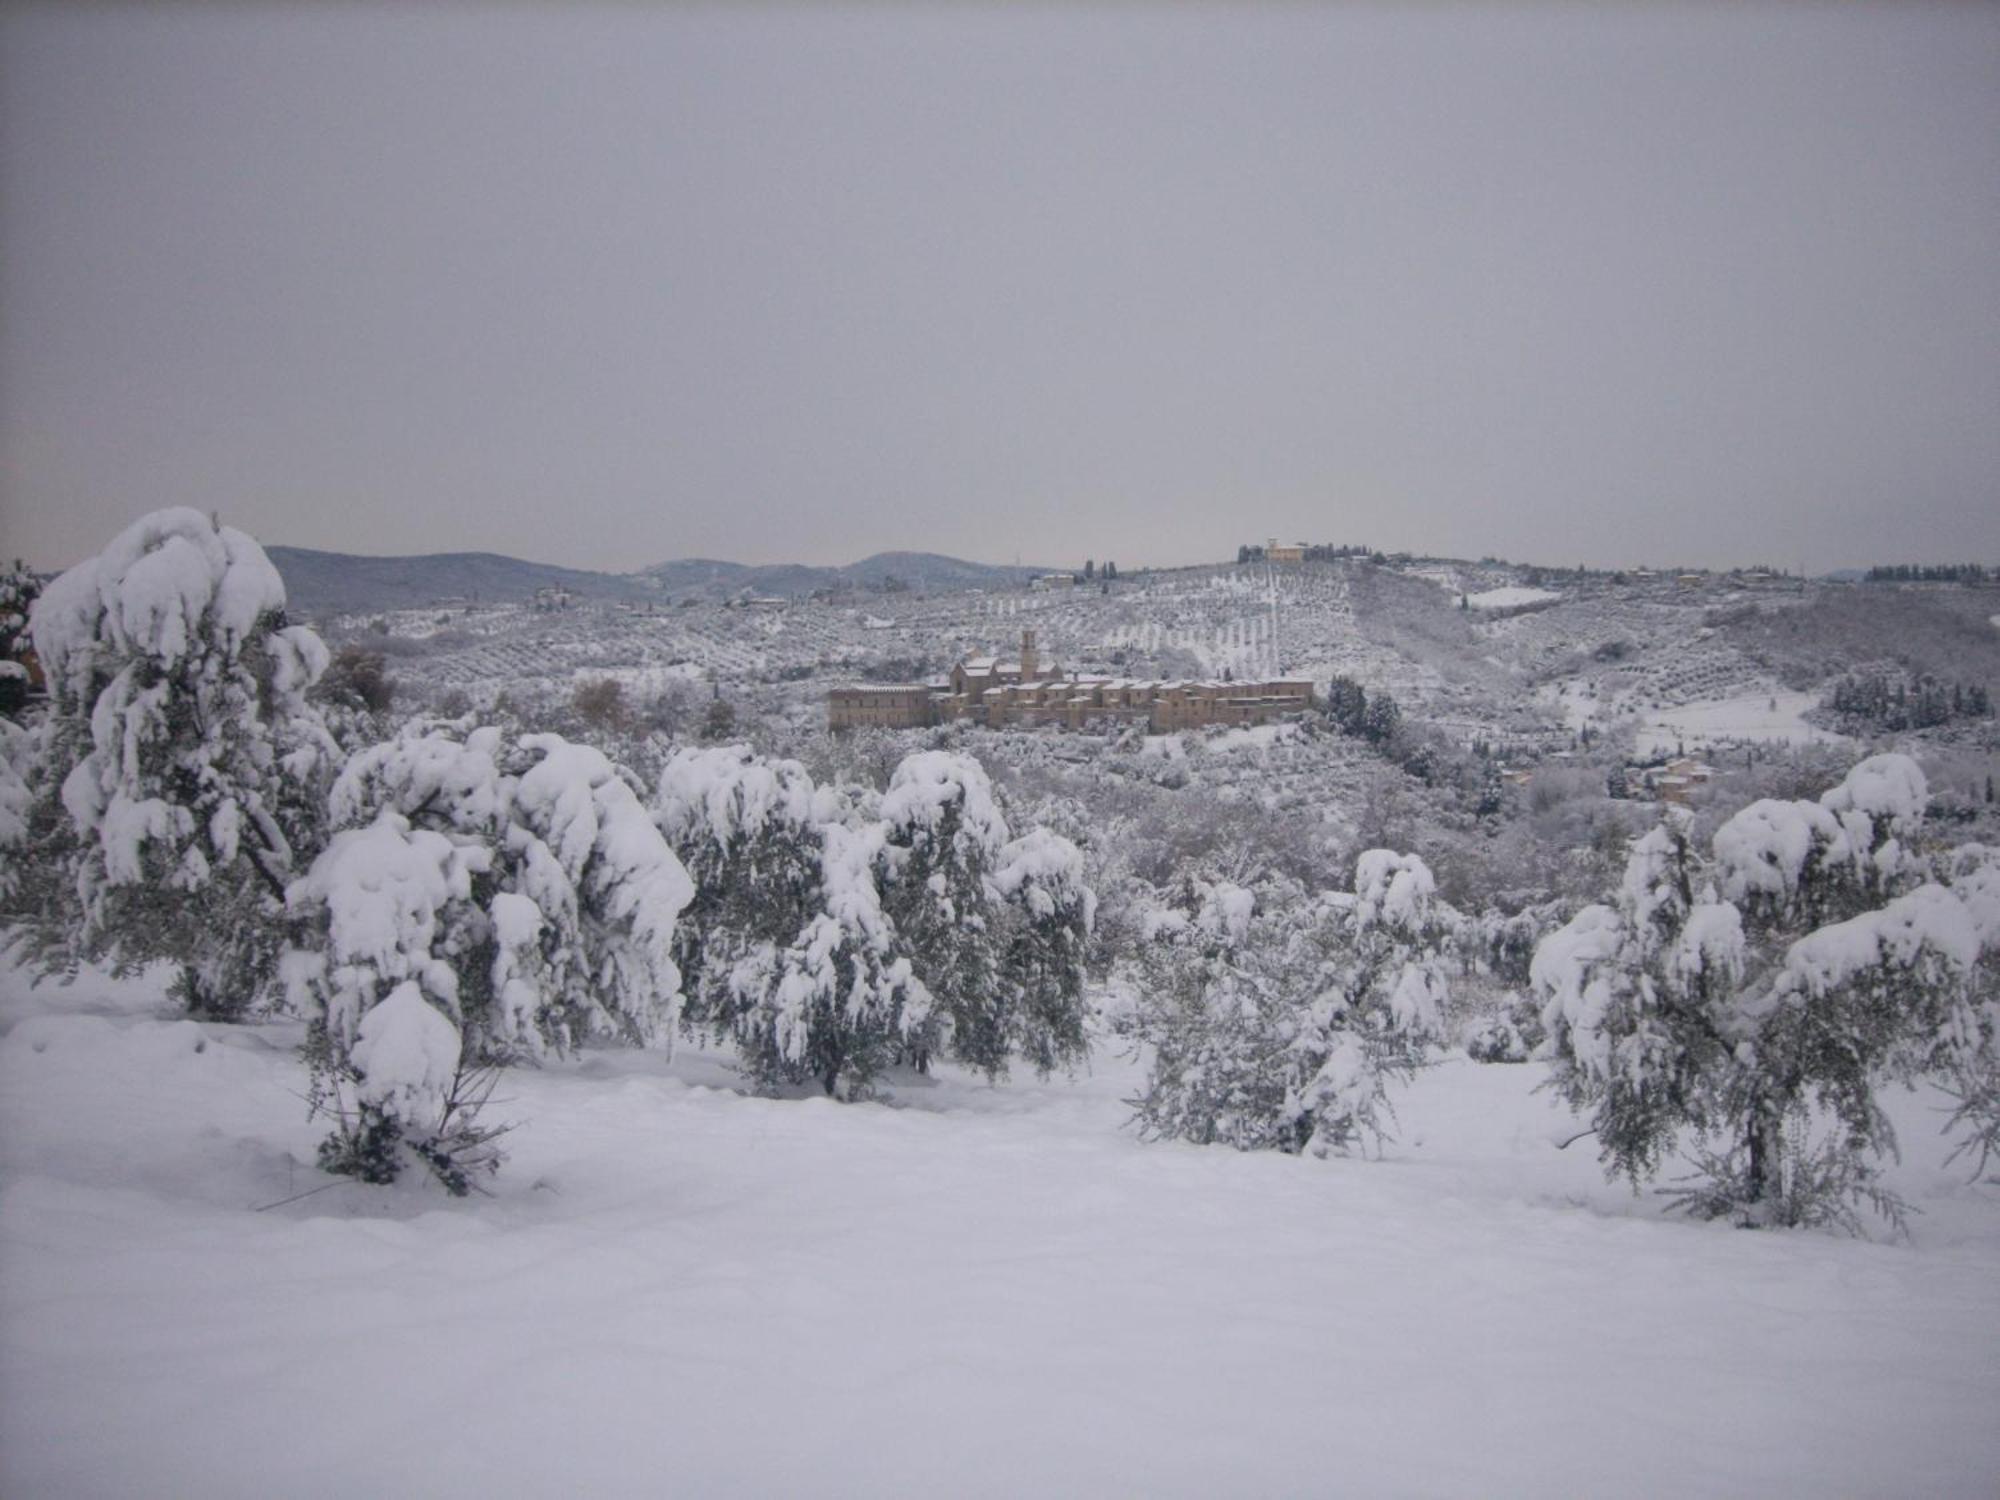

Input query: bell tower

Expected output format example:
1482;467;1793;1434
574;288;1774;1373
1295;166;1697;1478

1020;628;1038;681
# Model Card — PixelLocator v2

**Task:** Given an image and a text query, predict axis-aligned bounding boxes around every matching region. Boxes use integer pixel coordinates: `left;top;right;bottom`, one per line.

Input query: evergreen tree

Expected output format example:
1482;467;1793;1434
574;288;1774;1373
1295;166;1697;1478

1324;676;1368;738
1361;691;1403;748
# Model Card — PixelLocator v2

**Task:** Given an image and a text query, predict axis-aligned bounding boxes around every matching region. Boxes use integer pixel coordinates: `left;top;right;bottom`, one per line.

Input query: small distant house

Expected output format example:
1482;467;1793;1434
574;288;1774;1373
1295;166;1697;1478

1648;757;1716;805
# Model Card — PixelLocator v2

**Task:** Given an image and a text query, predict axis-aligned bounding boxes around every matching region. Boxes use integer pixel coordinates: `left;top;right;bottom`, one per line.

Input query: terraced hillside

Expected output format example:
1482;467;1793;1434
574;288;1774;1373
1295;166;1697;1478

325;556;1998;771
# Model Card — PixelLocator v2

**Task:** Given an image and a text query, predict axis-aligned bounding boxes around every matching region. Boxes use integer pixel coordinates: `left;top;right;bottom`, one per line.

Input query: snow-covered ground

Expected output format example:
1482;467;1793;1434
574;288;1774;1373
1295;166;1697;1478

1636;689;1846;758
1465;586;1562;611
1540;677;1603;732
1204;722;1300;755
4;961;1998;1499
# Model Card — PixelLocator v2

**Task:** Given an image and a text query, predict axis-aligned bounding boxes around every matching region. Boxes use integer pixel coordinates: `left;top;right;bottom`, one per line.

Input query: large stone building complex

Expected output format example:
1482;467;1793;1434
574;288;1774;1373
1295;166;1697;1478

828;630;1315;733
822;683;938;730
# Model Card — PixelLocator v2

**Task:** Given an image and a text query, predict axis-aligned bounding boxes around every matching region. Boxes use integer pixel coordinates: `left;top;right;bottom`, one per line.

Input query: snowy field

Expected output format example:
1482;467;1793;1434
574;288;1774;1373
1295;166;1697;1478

1636;690;1846;758
1464;586;1562;611
5;961;1999;1499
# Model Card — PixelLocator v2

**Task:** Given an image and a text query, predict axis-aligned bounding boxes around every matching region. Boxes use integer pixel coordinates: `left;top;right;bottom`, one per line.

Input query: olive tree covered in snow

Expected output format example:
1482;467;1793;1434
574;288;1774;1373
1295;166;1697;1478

284;815;499;1190
990;827;1096;1077
656;743;927;1097
1933;842;2000;1182
0;558;40;716
878;750;1010;1073
656;744;829;1036
285;718;693;1188
5;509;335;1018
0;720;34;907
1129;852;1453;1156
1534;754;1991;1229
654;744;1094;1096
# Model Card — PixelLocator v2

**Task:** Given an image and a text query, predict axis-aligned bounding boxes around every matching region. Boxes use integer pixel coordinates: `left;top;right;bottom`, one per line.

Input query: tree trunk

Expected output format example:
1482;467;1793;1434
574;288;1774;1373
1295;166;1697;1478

1744;1104;1786;1226
177;963;223;1020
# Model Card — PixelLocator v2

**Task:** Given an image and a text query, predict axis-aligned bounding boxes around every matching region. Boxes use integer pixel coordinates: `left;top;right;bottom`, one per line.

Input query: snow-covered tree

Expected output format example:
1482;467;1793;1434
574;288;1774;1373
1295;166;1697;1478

1933;842;2000;1182
284;813;500;1192
12;509;335;1018
1534;755;1988;1229
285;718;693;1188
725;817;931;1097
1125;879;1301;1150
1459;901;1566;1063
655;743;930;1097
0;719;35;907
989;827;1096;1077
656;744;1094;1096
315;718;693;1059
1129;854;1451;1156
0;559;40;716
655;743;828;1038
878;750;1010;1073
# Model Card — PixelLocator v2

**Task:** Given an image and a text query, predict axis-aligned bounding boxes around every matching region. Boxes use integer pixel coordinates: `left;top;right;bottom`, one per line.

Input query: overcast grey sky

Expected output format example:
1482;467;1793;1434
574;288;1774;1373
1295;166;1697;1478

2;4;1996;575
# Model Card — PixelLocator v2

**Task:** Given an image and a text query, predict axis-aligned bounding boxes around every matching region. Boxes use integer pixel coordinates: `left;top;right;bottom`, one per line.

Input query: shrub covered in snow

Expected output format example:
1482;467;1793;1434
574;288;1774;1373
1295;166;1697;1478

7;510;336;1018
656;743;925;1097
990;827;1096;1077
1128;855;1453;1156
285;813;501;1191
657;743;829;1035
0;719;34;905
312;718;693;1058
655;744;1095;1097
287;718;694;1186
1457;902;1568;1062
1933;843;2000;1182
0;558;39;717
728;817;931;1097
879;750;1011;1073
1535;755;1992;1230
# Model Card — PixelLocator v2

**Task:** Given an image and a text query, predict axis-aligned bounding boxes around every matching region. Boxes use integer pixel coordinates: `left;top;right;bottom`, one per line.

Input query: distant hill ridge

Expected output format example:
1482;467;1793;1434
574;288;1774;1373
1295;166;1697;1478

268;545;1052;618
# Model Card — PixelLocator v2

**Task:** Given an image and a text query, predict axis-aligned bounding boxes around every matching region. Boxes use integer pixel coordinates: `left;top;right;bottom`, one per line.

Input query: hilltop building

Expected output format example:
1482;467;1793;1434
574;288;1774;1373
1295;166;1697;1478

828;630;1315;733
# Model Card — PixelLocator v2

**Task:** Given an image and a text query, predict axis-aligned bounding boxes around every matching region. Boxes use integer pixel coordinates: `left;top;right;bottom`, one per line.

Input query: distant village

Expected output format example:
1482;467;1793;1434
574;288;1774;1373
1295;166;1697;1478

828;629;1314;734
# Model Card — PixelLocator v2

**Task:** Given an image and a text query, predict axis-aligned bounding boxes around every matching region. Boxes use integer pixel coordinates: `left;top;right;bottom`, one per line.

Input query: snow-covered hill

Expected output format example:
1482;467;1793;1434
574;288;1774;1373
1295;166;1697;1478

335;556;2000;757
268;545;1055;619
